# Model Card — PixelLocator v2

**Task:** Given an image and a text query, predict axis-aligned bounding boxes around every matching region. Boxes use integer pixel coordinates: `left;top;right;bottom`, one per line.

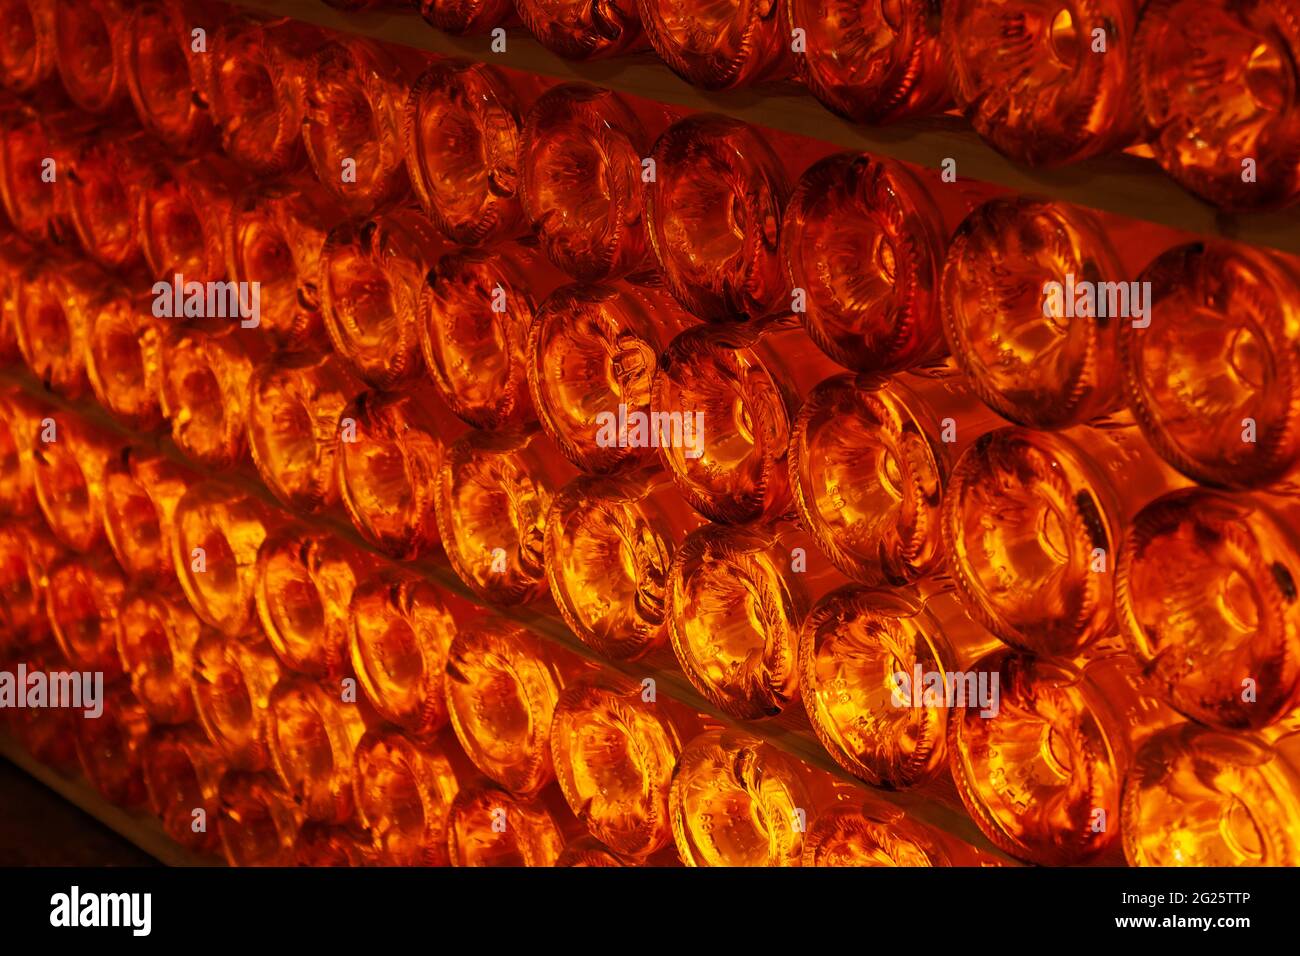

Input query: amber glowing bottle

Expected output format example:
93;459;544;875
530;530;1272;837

31;413;114;553
255;529;370;680
783;153;956;375
4;653;77;769
320;207;442;390
942;197;1163;429
950;650;1172;865
13;258;101;398
444;620;581;796
1123;723;1300;866
0;0;56;95
545;467;703;660
101;449;190;581
1117;489;1300;731
348;569;470;739
446;781;568;866
139;155;246;286
171;482;277;637
302;37;417;215
52;0;132;114
404;60;530;246
267;675;372;824
419;241;550;431
0;233;29;364
942;0;1143;166
942;425;1184;660
295;823;374;866
670;727;822;866
669;522;843;719
247;352;363;513
639;0;792;89
786;0;950;123
226;173;342;353
529;283;694;475
0;102;93;246
353;730;464;865
558;835;635;866
646;114;791;321
550;672;693;857
191;629;282;771
123;0;219;155
516;0;645;60
217;771;303;866
520;83;658;281
75;686;151;808
1135;0;1300;210
45;555;126;681
115;586;203;726
652;315;842;524
418;0;514;34
802;797;955;867
62;130;159;272
158;324;257;471
141;725;224;854
0;522;62;649
0;388;40;517
84;292;167;432
211;17;323;175
1119;242;1300;492
336;389;447;560
435;425;575;604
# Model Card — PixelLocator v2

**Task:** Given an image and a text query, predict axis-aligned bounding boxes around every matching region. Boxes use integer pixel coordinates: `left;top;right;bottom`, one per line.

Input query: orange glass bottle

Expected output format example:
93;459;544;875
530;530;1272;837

336;389;448;560
404;60;531;246
217;770;303;866
446;781;569;866
669;522;844;719
529;283;694;475
31;412;114;553
139;155;246;286
210;16;323;175
13;258;101;398
419;241;552;430
320;207;443;390
444;620;582;796
124;0;219;155
519;83;658;281
652;315;842;524
516;0;645;60
348;569;471;739
1117;489;1300;731
0;0;56;95
942;0;1143;165
115;586;203;726
353;729;465;865
0;102;92;247
0;387;40;517
0;522;62;650
247;352;363;513
1123;723;1300;866
1135;0;1300;210
84;292;167;432
669;727;822;866
557;835;636;866
266;675;373;824
255;529;371;680
4;652;77;770
302;37;417;215
171;482;277;637
545;467;704;660
435;425;576;605
639;0;792;89
782;153;957;375
226;173;342;353
140;725;224;854
646;113;791;321
52;0;132;114
1119;242;1300;492
0;232;30;364
191;628;282;771
803;795;961;867
45;555;126;680
101;449;191;581
75;686;151;808
550;672;693;858
295;823;374;866
942;197;1158;430
62;129;159;273
158;324;258;471
418;0;514;34
786;0;951;123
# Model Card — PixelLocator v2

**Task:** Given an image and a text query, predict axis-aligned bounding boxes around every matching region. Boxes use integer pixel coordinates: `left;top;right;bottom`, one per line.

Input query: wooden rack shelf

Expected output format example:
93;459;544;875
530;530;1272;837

0;733;221;867
0;367;1027;865
226;0;1300;257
